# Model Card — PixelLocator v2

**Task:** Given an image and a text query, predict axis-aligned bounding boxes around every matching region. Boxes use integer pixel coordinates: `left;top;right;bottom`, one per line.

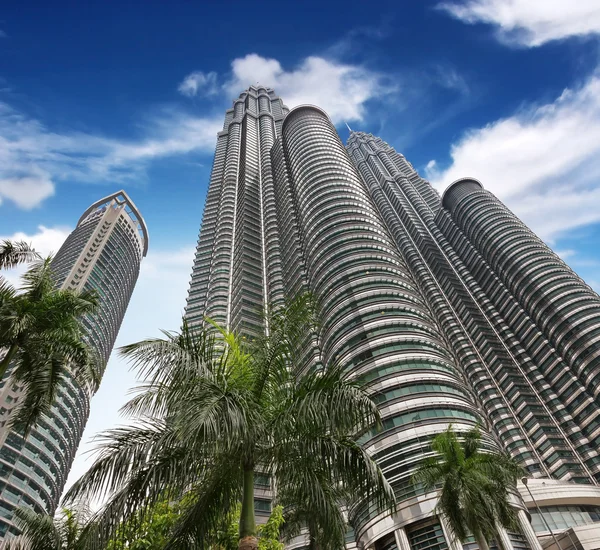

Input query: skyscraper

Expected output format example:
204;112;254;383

346;132;600;546
186;87;600;549
186;88;540;549
0;191;148;538
346;132;600;480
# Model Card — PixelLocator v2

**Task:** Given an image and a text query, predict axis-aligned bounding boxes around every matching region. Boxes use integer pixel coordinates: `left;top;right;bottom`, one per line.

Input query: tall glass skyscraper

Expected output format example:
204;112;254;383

186;88;600;550
347;132;600;483
0;191;148;539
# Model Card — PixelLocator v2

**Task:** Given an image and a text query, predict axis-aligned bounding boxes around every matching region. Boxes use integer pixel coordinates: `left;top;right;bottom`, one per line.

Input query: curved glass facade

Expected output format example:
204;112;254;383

186;96;489;546
0;191;147;539
186;92;600;549
185;86;291;517
279;109;485;539
529;505;600;533
346;134;600;485
438;179;600;482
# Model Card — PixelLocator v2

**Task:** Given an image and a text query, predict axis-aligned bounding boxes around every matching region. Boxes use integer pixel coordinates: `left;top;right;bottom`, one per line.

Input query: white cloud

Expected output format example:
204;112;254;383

438;0;600;47
2;225;71;256
0;171;55;210
429;74;600;239
226;53;396;123
1;50;398;210
0;102;222;210
178;71;218;97
425;159;437;177
555;249;576;260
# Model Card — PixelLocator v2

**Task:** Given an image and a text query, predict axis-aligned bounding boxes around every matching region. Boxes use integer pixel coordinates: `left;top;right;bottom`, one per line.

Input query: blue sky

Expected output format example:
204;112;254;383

1;0;600;493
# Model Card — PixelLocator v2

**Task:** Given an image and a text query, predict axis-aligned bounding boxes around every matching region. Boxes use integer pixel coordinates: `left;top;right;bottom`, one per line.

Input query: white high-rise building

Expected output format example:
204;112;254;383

0;191;148;539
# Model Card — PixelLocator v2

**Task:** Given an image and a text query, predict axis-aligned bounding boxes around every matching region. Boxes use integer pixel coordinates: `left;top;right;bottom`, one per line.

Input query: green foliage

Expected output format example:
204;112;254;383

212;503;240;550
107;500;185;550
105;501;285;550
5;506;97;550
65;294;395;550
412;425;524;548
0;240;38;272
0;256;100;432
257;506;284;550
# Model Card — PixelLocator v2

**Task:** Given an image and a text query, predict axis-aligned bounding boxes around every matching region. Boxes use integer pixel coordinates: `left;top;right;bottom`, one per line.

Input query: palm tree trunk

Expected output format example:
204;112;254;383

0;343;18;380
239;466;257;550
475;530;490;550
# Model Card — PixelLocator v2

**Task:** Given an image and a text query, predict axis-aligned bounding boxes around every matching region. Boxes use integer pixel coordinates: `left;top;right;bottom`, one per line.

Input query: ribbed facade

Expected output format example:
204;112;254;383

185;92;600;549
279;108;487;541
185;87;290;335
185;92;493;546
346;133;600;486
0;191;148;539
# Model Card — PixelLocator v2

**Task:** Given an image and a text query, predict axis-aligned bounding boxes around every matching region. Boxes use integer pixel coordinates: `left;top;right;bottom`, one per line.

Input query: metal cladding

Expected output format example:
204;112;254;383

280;108;486;536
185;87;290;335
436;178;600;476
347;133;600;489
0;191;147;539
185;92;490;546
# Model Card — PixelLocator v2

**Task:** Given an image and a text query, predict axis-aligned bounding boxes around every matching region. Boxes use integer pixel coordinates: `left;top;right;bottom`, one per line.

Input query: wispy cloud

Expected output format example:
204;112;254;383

0;31;7;39
438;0;600;47
427;73;600;239
325;22;392;58
225;53;398;124
0;102;222;209
431;65;471;95
177;71;218;97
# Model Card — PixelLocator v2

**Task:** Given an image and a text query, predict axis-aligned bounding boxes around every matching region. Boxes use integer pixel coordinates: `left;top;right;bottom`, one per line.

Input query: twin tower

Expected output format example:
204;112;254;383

1;85;600;548
186;87;600;550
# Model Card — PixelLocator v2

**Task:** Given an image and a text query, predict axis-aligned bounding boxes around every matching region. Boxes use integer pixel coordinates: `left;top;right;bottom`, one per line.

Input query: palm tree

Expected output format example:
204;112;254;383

0;240;37;328
413;425;524;550
0;257;100;432
0;240;38;272
65;295;395;550
0;507;97;550
281;492;347;550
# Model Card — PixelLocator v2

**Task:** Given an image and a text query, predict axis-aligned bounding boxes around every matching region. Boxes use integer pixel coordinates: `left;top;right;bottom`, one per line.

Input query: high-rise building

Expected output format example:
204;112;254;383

0;190;148;538
346;132;600;546
185;88;546;549
186;88;600;549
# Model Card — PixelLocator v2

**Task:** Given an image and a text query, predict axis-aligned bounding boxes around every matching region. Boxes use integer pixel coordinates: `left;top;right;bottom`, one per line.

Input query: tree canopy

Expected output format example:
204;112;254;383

65;295;394;550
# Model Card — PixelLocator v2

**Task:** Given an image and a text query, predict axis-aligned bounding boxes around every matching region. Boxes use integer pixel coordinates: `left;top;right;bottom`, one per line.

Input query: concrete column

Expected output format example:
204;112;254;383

517;510;543;550
495;525;514;550
394;527;411;550
439;515;463;550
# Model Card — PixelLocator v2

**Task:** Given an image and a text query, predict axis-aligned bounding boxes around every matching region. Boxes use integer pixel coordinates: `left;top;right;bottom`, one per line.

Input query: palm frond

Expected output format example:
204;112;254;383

0;278;17;307
8;333;99;433
280;485;347;550
280;362;381;436
118;324;216;390
273;432;395;517
166;459;243;549
64;418;185;504
20;257;56;301
249;293;320;400
11;507;60;550
412;426;523;545
0;241;38;271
